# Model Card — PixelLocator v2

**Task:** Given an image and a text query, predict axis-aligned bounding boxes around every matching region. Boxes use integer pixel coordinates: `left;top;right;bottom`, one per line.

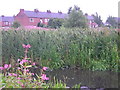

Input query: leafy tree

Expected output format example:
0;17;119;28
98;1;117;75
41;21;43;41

37;22;44;27
12;21;21;28
48;18;63;29
106;16;118;28
93;13;103;27
64;5;88;28
68;7;72;14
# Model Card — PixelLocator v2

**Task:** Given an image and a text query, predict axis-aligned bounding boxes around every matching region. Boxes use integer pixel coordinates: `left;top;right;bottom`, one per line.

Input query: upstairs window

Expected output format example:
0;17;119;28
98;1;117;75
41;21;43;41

4;21;9;25
40;19;43;23
29;18;34;22
44;19;49;23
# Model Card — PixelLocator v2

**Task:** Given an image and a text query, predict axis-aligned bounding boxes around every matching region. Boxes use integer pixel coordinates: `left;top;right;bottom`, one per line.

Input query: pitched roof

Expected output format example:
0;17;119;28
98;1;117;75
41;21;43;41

86;15;94;20
114;17;120;22
24;10;68;19
1;16;14;22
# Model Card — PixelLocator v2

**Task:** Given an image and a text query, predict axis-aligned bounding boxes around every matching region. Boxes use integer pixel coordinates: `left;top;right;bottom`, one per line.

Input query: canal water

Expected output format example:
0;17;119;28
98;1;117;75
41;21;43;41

48;68;119;88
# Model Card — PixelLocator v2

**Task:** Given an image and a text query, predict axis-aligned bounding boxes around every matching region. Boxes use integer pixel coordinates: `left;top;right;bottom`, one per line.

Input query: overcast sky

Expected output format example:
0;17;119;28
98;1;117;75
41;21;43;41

0;0;119;22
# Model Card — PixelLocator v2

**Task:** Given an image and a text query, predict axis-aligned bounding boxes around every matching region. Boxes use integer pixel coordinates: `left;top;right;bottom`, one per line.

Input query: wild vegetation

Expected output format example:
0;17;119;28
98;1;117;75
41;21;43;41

1;27;119;71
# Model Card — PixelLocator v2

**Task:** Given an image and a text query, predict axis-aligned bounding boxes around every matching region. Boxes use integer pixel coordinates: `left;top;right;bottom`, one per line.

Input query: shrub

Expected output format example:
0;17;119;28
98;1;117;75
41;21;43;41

48;18;63;29
12;21;21;28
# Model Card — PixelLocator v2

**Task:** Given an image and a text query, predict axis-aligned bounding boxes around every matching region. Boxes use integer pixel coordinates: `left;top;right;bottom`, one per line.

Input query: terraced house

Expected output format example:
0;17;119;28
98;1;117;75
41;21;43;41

14;9;67;26
0;15;14;27
0;9;98;28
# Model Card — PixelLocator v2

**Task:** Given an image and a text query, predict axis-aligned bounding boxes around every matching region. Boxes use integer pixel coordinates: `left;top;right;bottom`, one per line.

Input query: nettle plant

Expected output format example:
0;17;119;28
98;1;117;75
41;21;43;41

0;44;49;88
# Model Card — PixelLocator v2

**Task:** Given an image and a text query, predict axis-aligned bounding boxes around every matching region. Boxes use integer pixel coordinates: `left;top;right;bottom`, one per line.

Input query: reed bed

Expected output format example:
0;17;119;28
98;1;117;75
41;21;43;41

1;27;119;71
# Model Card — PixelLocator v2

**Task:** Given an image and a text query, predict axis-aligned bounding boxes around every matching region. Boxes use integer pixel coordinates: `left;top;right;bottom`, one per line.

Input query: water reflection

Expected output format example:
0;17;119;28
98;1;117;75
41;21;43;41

48;68;118;88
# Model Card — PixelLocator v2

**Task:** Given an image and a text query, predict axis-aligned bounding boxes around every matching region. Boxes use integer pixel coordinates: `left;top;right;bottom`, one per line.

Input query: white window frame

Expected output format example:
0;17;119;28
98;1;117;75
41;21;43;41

40;19;43;23
4;21;9;25
44;19;48;23
29;18;34;22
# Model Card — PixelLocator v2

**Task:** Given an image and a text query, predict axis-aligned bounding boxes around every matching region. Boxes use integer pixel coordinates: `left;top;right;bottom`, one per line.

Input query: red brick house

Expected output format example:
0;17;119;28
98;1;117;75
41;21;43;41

85;14;98;28
14;9;67;27
0;15;14;27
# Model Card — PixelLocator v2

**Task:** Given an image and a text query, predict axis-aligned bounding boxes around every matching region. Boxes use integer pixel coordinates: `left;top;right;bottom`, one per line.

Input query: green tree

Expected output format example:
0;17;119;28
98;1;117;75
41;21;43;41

106;16;118;28
48;18;63;29
93;13;103;27
64;5;88;28
12;21;21;28
37;22;44;27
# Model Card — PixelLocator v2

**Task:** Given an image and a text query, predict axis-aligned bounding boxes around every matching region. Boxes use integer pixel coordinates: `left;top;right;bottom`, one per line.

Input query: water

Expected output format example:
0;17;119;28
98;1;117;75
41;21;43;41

48;68;119;88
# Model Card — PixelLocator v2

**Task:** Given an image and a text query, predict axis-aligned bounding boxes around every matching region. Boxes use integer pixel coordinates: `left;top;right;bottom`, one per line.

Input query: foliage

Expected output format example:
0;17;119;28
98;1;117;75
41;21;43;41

64;5;88;28
12;21;21;28
1;28;119;71
0;44;82;88
106;16;118;28
37;22;45;27
93;13;103;27
48;18;63;29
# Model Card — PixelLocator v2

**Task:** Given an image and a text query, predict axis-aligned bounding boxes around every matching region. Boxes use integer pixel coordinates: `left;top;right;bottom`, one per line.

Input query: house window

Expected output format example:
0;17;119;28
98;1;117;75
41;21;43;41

40;19;43;23
44;19;48;23
29;18;34;22
4;22;9;25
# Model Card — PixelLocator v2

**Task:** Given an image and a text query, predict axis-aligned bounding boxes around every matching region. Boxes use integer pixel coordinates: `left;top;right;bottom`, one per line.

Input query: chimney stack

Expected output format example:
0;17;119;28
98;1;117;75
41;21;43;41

34;9;39;13
20;9;24;13
58;11;62;14
1;15;4;17
47;10;51;13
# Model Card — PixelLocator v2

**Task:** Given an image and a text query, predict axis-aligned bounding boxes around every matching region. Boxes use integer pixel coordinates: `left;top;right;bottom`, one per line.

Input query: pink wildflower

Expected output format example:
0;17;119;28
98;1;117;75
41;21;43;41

17;77;22;80
8;73;13;76
42;67;48;71
31;73;34;75
17;59;20;62
32;62;36;65
4;64;9;69
12;73;17;77
9;64;11;68
20;59;28;65
0;67;4;70
17;67;21;69
24;69;29;72
22;44;31;49
4;64;11;69
41;74;49;80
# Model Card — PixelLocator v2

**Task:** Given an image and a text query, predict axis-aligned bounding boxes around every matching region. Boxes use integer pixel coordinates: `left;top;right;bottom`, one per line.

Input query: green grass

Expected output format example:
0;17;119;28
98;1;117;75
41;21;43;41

1;27;119;71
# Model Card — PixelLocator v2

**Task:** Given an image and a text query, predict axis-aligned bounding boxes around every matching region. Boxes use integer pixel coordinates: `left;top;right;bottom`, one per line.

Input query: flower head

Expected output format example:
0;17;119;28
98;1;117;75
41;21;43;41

41;74;49;80
8;73;13;76
4;64;11;69
17;77;22;80
4;64;9;69
42;67;48;71
22;44;31;49
20;59;28;65
12;73;17;77
0;67;4;70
